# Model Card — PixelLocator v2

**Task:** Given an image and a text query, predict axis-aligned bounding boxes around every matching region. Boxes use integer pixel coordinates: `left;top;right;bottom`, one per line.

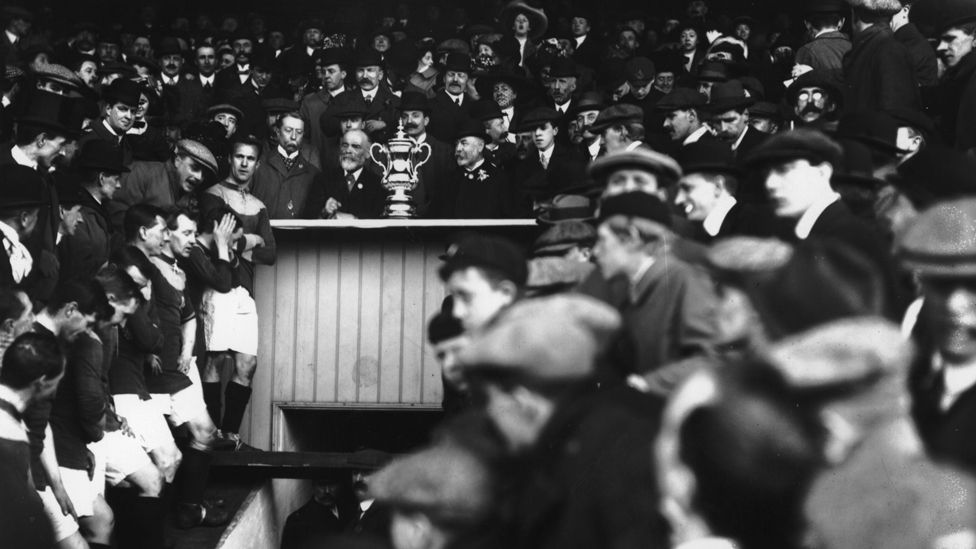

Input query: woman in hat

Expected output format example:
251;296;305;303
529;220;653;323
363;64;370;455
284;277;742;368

497;0;548;71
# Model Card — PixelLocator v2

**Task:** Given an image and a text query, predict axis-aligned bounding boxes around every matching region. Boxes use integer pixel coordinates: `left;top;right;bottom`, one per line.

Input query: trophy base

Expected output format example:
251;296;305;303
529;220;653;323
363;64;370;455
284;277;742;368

384;195;416;218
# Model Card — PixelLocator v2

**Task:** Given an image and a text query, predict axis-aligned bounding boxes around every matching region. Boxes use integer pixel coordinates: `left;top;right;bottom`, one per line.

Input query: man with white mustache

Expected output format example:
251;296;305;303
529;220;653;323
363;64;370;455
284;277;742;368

305;129;386;220
427;52;476;143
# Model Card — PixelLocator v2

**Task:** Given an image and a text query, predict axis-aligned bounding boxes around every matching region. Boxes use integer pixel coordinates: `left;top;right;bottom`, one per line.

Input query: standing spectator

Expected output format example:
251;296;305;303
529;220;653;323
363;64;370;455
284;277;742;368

427;52;476;143
794;0;851;73
300;48;348;157
78;79;141;168
933;3;976;151
843;0;920;113
890;1;939;90
251;111;322;219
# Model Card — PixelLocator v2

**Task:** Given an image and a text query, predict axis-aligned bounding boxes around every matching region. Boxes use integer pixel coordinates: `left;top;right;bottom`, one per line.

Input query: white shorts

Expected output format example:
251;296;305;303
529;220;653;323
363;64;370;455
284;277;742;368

202;286;258;355
150;382;209;427
101;429;154;486
37;486;80;542
58;466;99;518
112;394;174;452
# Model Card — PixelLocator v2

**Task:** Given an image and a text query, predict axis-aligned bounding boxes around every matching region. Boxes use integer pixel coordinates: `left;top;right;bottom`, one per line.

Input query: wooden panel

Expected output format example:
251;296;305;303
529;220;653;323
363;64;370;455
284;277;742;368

336;242;361;402
379;242;405;403
400;242;427;403
292;246;319;402
358;246;383;403
249;257;279;450
272;244;299;403
314;242;341;402
421;241;446;405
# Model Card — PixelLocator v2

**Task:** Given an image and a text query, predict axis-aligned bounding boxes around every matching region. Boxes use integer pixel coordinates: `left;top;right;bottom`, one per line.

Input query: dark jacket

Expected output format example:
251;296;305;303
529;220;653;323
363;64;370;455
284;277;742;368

412;135;455;218
894;23;939;89
427;90;476;143
161;74;216;128
512;143;588;213
732;125;768;159
250;148;322;219
324;86;401;142
506;385;669;549
50;330;105;472
77;120;134;167
0;402;53;549
795;30;851;72
56;187;114;283
144;255;194;395
842;24;920;114
690;202;785;243
304;165;387;219
445;160;514;219
936;51;976;152
110;298;164;399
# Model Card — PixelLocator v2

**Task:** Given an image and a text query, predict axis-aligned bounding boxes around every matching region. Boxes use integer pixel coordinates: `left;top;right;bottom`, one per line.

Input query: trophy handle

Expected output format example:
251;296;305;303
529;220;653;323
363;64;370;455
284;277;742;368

369;143;391;179
412;142;432;176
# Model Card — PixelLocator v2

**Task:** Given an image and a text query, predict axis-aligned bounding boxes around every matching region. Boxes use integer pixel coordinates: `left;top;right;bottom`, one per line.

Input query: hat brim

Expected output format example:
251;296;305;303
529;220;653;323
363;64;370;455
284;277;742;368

901;252;976;278
537;206;595;225
15;117;77;138
500;2;549;41
705;97;756;113
78;162;131;174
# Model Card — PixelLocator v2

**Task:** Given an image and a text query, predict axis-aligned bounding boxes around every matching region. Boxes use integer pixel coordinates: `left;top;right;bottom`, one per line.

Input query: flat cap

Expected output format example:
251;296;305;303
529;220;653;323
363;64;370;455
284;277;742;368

34;64;84;91
598;191;673;227
768;317;912;389
261;98;299;114
899;197;976;277
526;257;595;294
516;107;561;132
458;294;621;384
532;219;597;255
589;104;644;132
369;443;494;525
175;139;218;176
0;164;46;207
742;128;843;169
588;148;682;184
439;233;527;286
625;57;656;86
656;88;707;112
75;140;129;174
537;194;595;224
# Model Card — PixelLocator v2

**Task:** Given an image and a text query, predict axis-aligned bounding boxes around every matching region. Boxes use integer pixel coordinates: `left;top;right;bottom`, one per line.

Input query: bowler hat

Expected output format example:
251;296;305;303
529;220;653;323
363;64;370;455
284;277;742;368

458;294;620;384
314;47;348;68
455;119;490;142
103;79;141;107
0;164;46;208
656;88;707;112
397;91;431;114
678;140;738;175
207;103;244;121
354;49;384;68
16;91;75;137
625;56;656;87
742;128;843;169
588;148;682;185
892;146;976;208
750;101;782;120
97;61;138;78
261;98;299;115
75;140;129;174
175;139;218;176
589;104;644;132
835;111;904;155
347;448;392;470
517;107;561;132
696;61;730;83
299;18;325;35
548;57;578;79
474;69;528;98
652;51;683;75
438;233;527;286
598;191;673;227
533;218;597;255
537;195;595;225
443;52;472;73
832;138;885;190
804;0;849;14
900;197;976;276
1;6;32;22
500;0;549;40
250;48;278;71
331;101;366;119
469;99;503;121
886;108;937;139
155;38;183;58
567;91;606;119
704;80;755;113
932;0;976;32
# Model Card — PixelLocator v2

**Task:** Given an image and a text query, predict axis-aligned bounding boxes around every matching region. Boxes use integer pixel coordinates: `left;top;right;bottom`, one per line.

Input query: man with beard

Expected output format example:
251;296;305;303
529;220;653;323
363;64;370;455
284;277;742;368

397;92;454;218
251;112;322;219
441;121;512;218
325;50;399;142
933;3;976;151
428;52;476;143
305;129;386;219
300;48;348;158
786;70;843;131
117;139;218;210
78;79;141;168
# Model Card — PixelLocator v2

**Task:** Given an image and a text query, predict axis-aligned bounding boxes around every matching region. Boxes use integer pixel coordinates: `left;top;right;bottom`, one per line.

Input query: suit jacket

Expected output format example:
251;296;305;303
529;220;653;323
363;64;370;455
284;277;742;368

795;30;851;72
77;121;133;167
427;90;475;143
691;202;784;243
936;51;976;151
732;125;767;159
894;23;939;89
304;166;387;219
324;87;401;142
512;142;587;214
842;24;920;114
572;34;603;69
444;160;514;219
250;149;321;219
161;74;215;127
300;89;337;157
56;187;114;283
413;135;455;218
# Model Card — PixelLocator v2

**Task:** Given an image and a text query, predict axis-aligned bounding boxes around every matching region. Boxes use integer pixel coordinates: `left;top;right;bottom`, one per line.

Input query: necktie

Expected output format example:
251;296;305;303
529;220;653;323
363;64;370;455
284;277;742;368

364;95;373;106
455;97;462;107
540;152;548;169
346;171;357;190
283;154;297;171
3;235;33;284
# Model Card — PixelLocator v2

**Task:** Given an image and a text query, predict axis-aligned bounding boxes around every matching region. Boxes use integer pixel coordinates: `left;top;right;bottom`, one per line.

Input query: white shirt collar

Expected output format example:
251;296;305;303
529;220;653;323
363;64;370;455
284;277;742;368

702;195;737;237
575;35;587;47
446;91;464;105
359;499;374;513
163;74;179;85
35;313;57;336
199;74;215;86
794;192;840;239
465;158;486;172
2;95;10;107
0;385;27;414
625;140;643;151
346;166;364;184
501;106;514;118
0;219;20;246
330;85;345;97
937;353;976;411
539;143;555;164
554;100;571;113
731;126;749;151
102;119;121;138
683;125;711;146
5;30;18;45
413;132;427;144
814;28;841;39
362;89;377;101
10;145;36;169
277;145;299;160
306;46;315;57
587;136;602;158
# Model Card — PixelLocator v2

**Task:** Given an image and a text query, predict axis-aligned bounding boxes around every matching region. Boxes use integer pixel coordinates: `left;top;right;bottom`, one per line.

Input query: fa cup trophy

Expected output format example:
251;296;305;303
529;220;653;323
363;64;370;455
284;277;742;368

369;121;432;218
